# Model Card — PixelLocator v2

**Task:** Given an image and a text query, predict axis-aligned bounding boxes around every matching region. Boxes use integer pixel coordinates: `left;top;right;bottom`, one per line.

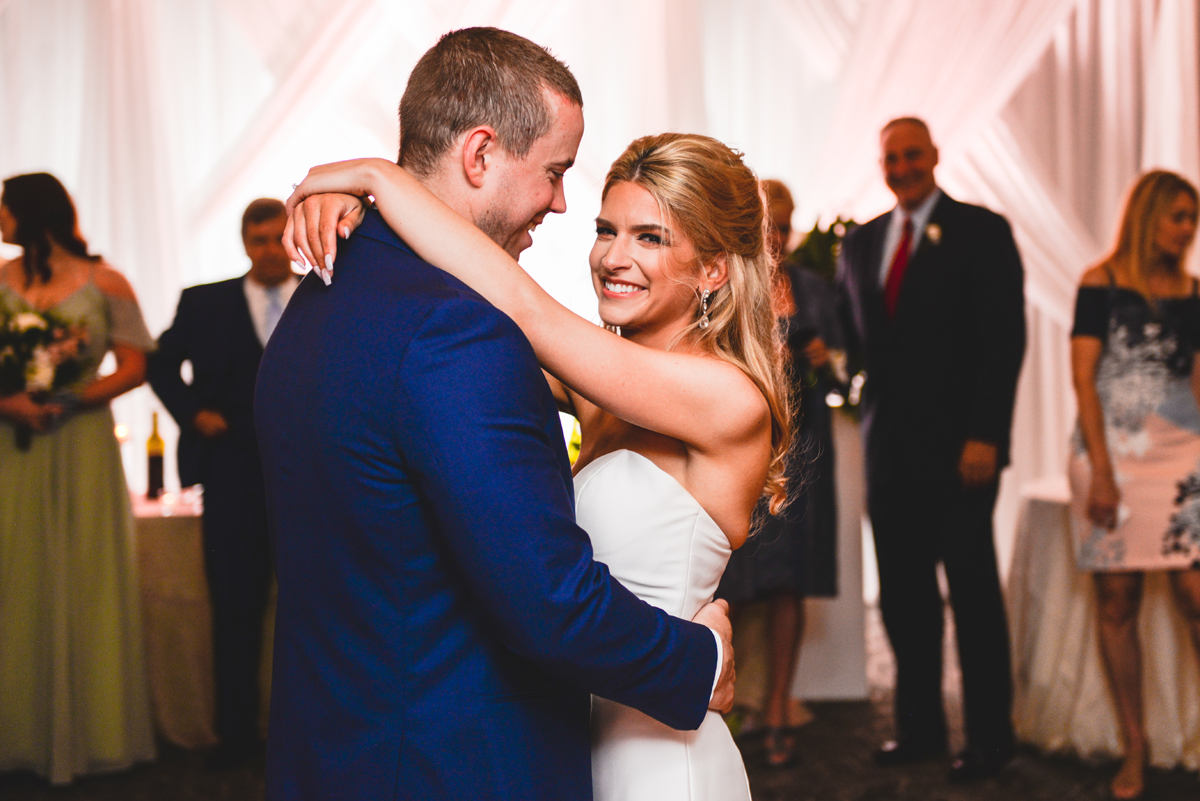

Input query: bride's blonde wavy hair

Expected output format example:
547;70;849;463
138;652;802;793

602;133;791;514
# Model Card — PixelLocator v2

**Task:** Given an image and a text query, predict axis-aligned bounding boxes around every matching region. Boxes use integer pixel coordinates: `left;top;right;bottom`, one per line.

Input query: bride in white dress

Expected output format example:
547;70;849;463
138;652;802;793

285;132;790;800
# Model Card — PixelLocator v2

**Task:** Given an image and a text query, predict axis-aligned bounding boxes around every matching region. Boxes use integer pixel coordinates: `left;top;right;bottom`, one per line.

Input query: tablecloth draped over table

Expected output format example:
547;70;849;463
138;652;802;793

133;495;219;749
1009;479;1200;770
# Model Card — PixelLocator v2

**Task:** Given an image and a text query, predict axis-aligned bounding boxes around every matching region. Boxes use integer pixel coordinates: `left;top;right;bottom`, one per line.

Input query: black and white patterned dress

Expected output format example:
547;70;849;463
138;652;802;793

1069;280;1200;571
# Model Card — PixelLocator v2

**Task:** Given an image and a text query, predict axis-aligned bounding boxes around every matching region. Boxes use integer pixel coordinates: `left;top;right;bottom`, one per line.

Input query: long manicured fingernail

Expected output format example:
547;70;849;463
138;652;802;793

340;226;350;239
319;268;332;286
324;254;334;272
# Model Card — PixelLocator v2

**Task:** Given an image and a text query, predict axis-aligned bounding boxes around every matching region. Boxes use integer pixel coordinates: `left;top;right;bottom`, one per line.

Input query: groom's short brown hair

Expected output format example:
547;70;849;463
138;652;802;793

398;27;583;177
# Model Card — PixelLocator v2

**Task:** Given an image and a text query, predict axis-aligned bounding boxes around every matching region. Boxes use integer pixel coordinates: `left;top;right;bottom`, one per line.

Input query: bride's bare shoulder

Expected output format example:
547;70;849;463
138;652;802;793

706;357;772;443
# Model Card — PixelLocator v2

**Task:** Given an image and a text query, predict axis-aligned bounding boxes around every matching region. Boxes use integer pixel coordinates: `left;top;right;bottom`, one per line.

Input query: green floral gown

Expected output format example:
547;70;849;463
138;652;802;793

0;275;156;784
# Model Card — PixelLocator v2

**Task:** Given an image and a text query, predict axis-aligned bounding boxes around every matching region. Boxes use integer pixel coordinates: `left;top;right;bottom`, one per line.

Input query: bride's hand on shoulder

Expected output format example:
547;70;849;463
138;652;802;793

284;193;363;281
284;158;405;279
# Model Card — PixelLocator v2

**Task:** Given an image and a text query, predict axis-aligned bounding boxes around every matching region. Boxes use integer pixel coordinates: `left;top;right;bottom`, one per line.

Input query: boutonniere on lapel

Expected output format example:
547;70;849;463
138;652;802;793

925;223;942;245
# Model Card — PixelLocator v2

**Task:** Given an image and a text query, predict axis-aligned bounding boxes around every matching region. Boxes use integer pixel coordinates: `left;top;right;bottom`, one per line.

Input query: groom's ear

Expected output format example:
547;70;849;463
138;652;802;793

461;126;498;189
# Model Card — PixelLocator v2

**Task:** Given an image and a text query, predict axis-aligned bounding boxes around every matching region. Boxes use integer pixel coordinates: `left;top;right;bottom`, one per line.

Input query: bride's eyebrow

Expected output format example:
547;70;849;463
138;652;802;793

628;223;669;236
593;218;673;241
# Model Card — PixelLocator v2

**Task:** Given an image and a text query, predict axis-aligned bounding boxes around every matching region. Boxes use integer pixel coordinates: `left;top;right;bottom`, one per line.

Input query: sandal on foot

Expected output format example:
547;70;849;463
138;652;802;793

764;727;797;768
1109;756;1145;800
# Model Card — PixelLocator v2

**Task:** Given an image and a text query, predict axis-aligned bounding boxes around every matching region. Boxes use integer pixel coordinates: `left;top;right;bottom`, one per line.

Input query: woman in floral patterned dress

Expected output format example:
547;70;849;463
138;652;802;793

1069;170;1200;800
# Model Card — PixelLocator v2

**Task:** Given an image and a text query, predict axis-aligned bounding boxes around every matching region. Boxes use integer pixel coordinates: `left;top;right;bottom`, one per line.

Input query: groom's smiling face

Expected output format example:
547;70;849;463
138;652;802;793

477;91;584;259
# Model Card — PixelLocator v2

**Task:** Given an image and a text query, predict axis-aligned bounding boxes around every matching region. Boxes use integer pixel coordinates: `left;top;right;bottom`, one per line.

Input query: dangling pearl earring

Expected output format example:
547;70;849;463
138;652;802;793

699;288;712;330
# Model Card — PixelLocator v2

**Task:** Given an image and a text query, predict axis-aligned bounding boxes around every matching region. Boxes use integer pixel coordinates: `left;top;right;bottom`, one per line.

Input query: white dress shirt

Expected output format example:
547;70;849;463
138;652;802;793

244;273;300;347
878;187;942;286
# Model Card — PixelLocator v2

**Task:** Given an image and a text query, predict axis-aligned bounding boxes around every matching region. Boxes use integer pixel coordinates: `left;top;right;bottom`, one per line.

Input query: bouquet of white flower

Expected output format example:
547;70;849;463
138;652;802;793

0;310;88;450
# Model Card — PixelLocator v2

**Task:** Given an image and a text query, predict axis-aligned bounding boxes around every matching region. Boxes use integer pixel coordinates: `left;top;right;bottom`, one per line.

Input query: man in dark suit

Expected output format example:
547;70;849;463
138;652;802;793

148;198;298;770
838;117;1025;781
254;28;733;800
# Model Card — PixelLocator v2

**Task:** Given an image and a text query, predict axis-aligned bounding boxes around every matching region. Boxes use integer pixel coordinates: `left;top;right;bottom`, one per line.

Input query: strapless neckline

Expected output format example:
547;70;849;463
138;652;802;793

574;449;728;544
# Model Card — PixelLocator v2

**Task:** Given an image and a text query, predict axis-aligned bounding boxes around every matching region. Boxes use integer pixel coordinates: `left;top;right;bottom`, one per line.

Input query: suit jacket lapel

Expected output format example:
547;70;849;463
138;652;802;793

908;193;951;270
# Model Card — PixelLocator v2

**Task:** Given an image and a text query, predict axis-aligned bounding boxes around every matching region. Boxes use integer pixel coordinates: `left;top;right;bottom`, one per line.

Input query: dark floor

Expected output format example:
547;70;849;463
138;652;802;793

3;608;1197;801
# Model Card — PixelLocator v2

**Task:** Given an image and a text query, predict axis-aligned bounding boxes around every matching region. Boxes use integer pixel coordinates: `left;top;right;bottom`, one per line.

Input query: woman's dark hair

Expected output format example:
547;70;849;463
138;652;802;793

1;172;99;287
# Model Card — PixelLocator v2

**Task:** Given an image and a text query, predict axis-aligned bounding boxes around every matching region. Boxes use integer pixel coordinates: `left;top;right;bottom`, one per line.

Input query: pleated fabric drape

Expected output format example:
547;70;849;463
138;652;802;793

0;0;1196;574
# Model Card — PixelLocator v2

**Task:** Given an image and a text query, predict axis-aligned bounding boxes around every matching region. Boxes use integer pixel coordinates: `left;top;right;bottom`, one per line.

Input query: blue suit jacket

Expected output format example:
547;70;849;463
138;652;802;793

255;211;716;800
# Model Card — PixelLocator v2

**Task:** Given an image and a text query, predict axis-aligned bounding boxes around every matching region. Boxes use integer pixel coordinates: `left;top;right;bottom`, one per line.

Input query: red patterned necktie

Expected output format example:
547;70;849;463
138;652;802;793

883;217;913;320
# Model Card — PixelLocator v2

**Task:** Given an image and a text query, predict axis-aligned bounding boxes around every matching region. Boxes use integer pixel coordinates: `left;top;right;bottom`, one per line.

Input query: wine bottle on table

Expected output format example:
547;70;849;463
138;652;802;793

147;411;164;499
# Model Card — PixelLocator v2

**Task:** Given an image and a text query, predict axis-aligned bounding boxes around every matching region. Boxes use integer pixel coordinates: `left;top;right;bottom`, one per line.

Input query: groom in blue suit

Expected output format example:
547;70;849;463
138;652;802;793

255;29;732;800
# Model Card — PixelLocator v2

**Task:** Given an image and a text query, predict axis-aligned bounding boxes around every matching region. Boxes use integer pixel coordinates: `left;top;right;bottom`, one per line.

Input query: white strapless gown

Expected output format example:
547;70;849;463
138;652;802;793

575;449;752;801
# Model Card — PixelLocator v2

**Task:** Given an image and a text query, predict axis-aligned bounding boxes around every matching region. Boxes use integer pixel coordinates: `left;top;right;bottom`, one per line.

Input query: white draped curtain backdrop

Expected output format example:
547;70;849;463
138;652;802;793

1;0;1197;582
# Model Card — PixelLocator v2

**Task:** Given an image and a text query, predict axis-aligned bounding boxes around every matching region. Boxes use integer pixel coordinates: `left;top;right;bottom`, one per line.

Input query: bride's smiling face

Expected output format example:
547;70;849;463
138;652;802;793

589;181;702;344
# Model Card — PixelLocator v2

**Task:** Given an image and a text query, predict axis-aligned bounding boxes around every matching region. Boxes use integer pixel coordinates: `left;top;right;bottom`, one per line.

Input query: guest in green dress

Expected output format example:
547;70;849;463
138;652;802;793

0;173;156;785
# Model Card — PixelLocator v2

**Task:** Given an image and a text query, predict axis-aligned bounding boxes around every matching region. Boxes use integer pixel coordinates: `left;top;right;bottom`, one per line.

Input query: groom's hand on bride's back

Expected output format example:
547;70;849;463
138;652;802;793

694;599;735;714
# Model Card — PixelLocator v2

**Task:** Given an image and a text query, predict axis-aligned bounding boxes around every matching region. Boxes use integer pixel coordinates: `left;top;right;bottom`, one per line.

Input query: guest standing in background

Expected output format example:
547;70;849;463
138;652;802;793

0;172;156;784
838;118;1025;782
717;179;840;768
1068;170;1200;801
148;198;297;770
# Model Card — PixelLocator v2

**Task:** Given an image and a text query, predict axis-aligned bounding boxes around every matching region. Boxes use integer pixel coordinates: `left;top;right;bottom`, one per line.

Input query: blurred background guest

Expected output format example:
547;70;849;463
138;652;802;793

1068;170;1200;801
0;172;156;784
147;198;296;771
717;178;841;768
838;118;1025;782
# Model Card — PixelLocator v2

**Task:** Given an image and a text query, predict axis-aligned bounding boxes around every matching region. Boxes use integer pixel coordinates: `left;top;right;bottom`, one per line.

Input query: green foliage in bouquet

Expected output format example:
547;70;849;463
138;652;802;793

786;217;865;419
0;309;88;451
788;217;857;285
0;310;86;396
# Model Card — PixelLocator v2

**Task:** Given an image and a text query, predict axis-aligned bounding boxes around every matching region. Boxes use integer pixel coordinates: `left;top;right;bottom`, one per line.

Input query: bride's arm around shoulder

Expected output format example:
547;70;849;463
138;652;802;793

284;158;771;456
